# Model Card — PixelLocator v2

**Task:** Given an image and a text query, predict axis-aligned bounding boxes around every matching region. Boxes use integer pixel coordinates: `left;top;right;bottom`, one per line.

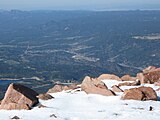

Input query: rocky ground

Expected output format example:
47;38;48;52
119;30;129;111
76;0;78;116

0;66;160;120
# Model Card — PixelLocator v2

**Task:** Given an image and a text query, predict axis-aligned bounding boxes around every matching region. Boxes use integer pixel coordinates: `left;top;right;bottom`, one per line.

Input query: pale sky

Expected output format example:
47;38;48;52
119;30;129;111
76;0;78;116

0;0;160;10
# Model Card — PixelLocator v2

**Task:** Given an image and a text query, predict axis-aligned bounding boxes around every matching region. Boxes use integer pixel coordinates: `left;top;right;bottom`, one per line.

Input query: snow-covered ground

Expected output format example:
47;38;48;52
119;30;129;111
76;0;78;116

0;80;160;120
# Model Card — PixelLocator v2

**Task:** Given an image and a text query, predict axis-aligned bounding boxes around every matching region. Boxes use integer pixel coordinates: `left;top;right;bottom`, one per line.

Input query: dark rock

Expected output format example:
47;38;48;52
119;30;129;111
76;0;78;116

11;116;20;119
50;114;57;118
149;106;153;111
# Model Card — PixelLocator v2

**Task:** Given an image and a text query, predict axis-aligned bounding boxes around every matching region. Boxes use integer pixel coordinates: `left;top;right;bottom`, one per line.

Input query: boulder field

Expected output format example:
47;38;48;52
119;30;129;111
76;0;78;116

0;66;160;110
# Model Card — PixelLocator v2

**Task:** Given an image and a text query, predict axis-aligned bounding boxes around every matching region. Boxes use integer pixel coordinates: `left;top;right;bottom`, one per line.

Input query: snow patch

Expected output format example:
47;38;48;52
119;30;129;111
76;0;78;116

0;80;160;120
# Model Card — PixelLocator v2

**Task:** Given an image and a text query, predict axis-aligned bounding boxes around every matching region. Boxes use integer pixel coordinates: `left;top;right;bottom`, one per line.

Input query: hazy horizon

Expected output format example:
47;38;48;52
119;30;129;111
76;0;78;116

0;0;160;11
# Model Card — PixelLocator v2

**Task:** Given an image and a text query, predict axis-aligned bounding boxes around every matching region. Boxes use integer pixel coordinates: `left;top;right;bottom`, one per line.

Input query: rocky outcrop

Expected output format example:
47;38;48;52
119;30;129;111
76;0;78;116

111;85;123;92
98;74;121;81
154;80;160;86
121;75;137;81
118;82;131;86
63;84;80;91
136;73;147;84
47;84;64;93
81;76;115;96
47;83;79;93
0;83;39;110
118;80;140;87
121;86;157;101
122;88;144;100
138;87;157;100
142;66;157;74
137;68;160;84
37;93;54;100
96;83;108;89
143;69;160;83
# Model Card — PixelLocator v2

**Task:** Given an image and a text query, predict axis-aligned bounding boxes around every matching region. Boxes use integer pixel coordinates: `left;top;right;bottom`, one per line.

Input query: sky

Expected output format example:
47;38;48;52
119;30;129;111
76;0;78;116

0;0;160;11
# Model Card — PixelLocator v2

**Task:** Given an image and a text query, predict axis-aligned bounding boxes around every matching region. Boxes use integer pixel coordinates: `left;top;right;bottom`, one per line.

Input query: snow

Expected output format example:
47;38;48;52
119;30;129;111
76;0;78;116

1;80;160;120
